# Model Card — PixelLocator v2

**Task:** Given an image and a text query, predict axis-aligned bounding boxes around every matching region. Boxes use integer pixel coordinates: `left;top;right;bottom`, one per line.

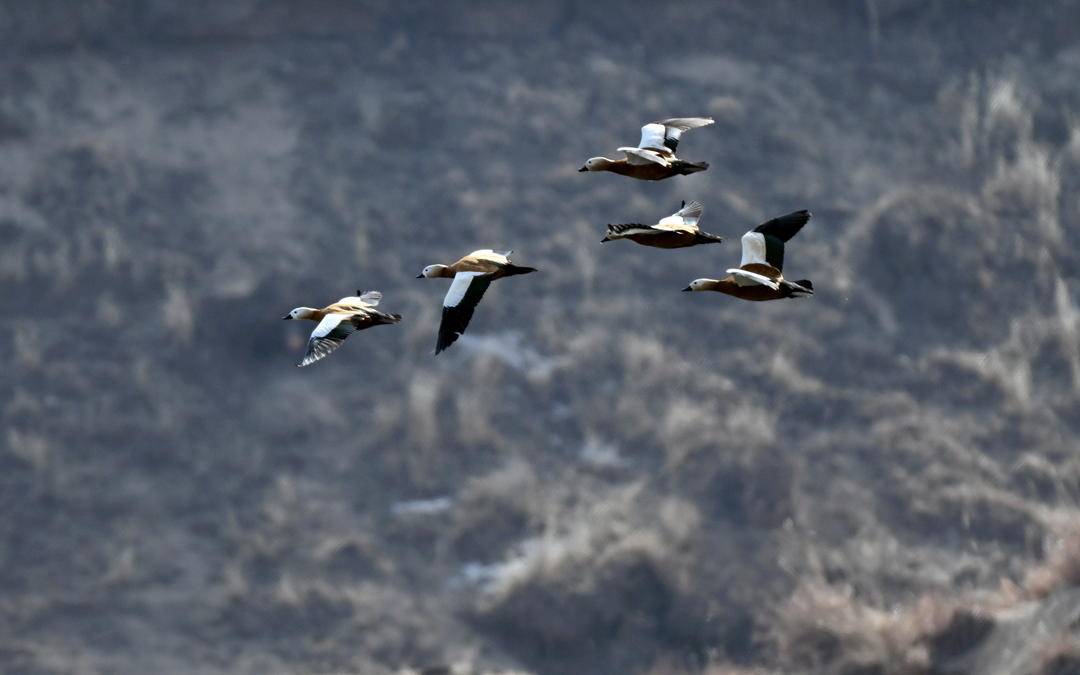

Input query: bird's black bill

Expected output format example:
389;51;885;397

600;236;610;243
281;315;292;319
681;286;692;292
578;166;588;172
416;273;424;278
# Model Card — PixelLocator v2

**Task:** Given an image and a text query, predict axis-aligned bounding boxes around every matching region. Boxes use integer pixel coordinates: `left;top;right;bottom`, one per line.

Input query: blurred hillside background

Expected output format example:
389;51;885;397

3;1;1080;673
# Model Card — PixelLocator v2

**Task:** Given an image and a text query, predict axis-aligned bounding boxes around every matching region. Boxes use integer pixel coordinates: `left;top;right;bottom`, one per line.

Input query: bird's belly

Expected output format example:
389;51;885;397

612;163;675;181
628;231;693;248
717;282;785;301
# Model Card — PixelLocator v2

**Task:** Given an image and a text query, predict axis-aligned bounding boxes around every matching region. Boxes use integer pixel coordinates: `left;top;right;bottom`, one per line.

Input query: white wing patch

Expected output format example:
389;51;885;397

336;291;380;307
312;313;349;338
648;118;713;154
656;118;714;133
637;122;668;151
740;231;768;266
653;219;686;232
726;268;780;289
471;249;511;264
618;147;670;166
657;200;703;230
298;313;358;367
444;271;487;308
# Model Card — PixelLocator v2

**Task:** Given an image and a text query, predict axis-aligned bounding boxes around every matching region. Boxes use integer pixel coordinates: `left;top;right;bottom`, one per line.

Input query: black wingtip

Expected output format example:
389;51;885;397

435;334;455;355
755;209;812;241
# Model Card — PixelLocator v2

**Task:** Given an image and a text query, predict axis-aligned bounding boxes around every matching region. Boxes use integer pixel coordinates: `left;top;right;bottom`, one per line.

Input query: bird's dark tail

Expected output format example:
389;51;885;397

676;160;709;175
503;264;538;276
693;231;724;244
787;279;813;296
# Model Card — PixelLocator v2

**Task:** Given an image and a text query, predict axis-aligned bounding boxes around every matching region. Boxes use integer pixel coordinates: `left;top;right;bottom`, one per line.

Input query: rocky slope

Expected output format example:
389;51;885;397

2;2;1079;673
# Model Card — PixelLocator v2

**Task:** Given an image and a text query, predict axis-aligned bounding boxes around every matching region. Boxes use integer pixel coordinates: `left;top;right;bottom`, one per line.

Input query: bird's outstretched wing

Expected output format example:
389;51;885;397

333;290;382;308
436;272;493;354
356;290;382;306
656;200;704;230
742;210;812;270
726;267;781;290
299;313;359;367
649;117;714;153
618;146;670;166
754;210;812;242
470;249;513;265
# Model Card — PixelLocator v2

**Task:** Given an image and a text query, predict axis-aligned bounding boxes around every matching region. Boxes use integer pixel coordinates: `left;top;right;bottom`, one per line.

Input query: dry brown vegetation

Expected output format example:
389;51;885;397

1019;523;1080;601
3;2;1080;674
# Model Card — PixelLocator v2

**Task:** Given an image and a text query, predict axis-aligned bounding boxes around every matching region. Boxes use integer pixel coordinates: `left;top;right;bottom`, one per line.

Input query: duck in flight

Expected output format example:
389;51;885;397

601;200;723;248
578;118;714;180
282;290;402;367
417;249;537;354
682;210;814;300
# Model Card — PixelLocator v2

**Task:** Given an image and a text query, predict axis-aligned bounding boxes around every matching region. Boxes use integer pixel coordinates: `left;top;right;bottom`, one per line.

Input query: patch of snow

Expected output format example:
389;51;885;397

457;332;561;378
391;496;453;516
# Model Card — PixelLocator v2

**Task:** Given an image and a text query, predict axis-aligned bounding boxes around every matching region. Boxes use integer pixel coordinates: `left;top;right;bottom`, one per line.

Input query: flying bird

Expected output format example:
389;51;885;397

682;210;814;300
282;290;402;367
601;200;723;248
579;117;713;180
416;249;537;354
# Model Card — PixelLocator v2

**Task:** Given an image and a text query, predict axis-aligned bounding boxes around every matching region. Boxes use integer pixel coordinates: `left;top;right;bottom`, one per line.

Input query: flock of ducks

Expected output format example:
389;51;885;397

283;117;814;366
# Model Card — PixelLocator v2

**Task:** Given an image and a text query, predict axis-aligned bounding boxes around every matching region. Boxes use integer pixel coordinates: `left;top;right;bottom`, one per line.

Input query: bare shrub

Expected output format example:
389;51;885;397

645;658;779;675
453;357;507;448
772;581;957;674
1036;636;1080;675
5;428;50;472
12;321;44;369
100;546;137;587
446;458;540;562
1021;522;1080;600
983;141;1061;242
407;372;442;448
941;75;1037;170
471;484;706;670
162;283;195;343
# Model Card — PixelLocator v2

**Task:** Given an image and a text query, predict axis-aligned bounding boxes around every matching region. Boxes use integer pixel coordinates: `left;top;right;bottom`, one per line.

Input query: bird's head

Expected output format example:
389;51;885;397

282;307;315;320
417;264;449;279
579;157;609;172
682;279;713;292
